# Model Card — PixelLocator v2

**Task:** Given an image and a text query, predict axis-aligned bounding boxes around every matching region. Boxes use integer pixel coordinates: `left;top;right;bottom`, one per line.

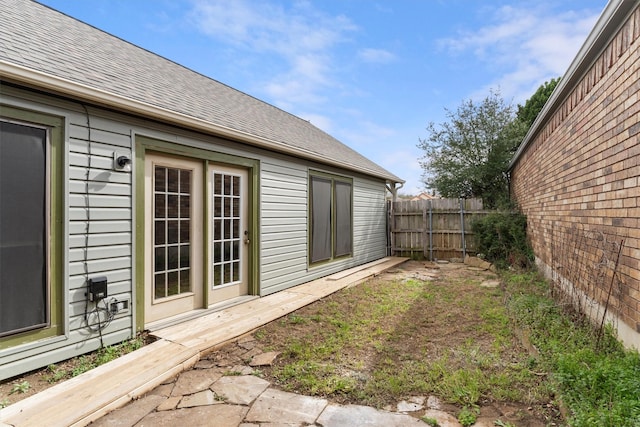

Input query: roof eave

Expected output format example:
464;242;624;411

508;0;636;171
1;60;403;184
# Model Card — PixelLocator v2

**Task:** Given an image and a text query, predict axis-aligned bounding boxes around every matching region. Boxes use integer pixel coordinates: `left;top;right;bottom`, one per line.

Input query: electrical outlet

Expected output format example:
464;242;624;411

109;298;130;314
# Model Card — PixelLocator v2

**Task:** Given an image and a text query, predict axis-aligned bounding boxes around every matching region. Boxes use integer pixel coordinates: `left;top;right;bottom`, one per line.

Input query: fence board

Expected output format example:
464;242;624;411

388;198;491;260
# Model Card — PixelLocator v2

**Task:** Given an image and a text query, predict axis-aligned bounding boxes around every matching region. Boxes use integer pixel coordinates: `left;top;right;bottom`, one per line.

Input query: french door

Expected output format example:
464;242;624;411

144;153;249;325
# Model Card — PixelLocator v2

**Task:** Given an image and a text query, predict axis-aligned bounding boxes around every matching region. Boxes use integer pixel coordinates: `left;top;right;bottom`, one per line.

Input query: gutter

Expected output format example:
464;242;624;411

508;0;636;171
0;60;404;185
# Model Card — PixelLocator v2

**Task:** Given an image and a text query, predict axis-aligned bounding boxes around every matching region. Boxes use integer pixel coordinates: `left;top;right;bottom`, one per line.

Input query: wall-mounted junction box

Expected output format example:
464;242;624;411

109;298;130;314
88;276;108;302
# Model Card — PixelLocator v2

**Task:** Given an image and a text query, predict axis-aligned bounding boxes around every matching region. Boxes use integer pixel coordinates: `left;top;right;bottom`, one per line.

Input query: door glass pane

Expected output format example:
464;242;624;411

0;122;47;336
211;170;242;287
153;165;192;300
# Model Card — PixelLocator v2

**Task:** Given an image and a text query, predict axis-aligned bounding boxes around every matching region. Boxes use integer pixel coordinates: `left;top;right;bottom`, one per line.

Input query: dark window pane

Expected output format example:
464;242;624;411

180;170;191;194
154;194;165;218
155;220;165;245
233;176;240;196
224;175;232;195
0;122;47;336
167;195;179;218
224;219;231;239
232;197;240;217
233;219;239;239
180;220;190;243
168;168;179;192
154;247;165;272
168;246;179;270
154;273;166;299
214;196;222;217
232;241;239;262
310;176;331;263
168;220;179;244
334;181;353;257
213;265;222;287
214;219;221;240
224;198;231;217
213;173;222;195
180;269;191;292
214;242;221;263
154;167;166;192
180;244;190;268
223;263;231;283
179;195;190;218
167;272;179;296
232;261;240;282
224;241;231;261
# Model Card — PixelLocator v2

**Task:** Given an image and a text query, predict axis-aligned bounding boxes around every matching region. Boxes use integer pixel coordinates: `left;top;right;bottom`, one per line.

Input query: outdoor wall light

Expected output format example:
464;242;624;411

113;151;131;172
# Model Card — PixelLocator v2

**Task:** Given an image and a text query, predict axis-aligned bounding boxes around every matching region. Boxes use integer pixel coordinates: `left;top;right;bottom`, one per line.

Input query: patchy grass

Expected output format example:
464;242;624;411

256;261;557;425
503;271;640;427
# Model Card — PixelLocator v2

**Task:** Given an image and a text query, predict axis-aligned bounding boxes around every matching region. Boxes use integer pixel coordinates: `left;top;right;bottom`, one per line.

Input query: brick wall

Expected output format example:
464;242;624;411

511;5;640;350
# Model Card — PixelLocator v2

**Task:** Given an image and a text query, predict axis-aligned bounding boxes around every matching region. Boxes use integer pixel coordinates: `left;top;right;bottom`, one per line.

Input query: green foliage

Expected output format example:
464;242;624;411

517;78;560;127
9;381;30;394
471;211;533;269
0;398;9;409
421;416;439;427
457;406;479;427
503;272;640;427
418;89;528;208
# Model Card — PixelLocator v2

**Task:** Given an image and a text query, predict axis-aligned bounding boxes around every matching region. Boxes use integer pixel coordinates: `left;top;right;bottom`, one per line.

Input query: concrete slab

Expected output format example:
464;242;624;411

317;404;424;427
210;375;270;405
91;395;165;427
135;405;247;427
245;389;327;424
156;396;181;411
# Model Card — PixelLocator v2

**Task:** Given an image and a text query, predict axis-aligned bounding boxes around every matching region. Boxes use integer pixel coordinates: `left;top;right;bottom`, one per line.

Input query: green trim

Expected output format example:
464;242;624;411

308;169;354;266
0;105;64;349
134;135;260;331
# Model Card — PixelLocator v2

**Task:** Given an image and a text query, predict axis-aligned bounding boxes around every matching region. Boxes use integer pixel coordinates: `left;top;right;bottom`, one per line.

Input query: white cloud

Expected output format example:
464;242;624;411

438;4;601;103
358;48;396;64
189;0;356;108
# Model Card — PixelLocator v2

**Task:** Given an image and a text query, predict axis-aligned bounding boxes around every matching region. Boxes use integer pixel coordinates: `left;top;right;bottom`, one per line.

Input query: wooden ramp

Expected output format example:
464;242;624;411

0;257;407;427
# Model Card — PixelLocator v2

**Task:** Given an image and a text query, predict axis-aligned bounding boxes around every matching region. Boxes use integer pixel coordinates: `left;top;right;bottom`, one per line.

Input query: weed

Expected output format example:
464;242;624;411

494;420;516;427
44;364;67;383
223;370;242;376
9;381;30;394
457;406;478;427
421;416;439;426
0;398;9;409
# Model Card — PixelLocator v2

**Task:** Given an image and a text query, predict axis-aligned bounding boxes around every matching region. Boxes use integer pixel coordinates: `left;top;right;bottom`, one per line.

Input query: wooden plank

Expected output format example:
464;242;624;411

1;341;198;427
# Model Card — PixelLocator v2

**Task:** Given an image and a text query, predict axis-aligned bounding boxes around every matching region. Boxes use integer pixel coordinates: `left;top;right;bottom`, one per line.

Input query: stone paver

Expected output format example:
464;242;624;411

135;405;247;427
91;395;165;427
178;389;221;408
317;404;425;427
244;389;327;425
211;375;271;405
171;368;223;396
249;351;279;367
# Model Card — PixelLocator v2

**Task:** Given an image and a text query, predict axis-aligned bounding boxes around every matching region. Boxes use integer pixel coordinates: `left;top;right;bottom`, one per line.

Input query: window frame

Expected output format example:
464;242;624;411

0;105;64;349
308;171;353;265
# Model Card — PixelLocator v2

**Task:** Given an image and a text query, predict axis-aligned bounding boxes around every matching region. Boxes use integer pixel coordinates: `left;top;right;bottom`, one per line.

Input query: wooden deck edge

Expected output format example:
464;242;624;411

0;342;200;427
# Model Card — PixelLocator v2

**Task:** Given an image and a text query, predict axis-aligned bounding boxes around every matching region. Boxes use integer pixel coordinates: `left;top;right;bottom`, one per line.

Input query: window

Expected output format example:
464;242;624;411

309;172;353;264
0;107;62;346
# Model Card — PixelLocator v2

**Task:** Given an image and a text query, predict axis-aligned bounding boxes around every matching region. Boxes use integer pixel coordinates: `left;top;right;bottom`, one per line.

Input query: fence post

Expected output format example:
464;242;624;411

422;201;428;260
428;200;433;261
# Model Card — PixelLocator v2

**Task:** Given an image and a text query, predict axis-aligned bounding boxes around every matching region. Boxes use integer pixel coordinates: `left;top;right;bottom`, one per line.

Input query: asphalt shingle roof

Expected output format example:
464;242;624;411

0;0;402;183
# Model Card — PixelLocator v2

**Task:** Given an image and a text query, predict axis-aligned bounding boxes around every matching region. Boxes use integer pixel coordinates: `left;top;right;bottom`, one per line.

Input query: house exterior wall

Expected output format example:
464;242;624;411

0;85;389;379
510;5;640;350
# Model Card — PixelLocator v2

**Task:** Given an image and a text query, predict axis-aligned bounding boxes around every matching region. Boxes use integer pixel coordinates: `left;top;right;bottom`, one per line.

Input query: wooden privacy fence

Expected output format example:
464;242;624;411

387;198;490;260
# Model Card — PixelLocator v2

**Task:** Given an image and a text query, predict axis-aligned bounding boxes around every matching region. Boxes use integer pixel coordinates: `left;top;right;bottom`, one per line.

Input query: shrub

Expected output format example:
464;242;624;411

472;211;533;269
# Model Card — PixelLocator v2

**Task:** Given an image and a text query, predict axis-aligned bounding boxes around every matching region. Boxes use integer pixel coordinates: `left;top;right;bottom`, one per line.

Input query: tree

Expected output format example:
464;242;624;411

418;90;527;208
517;77;560;127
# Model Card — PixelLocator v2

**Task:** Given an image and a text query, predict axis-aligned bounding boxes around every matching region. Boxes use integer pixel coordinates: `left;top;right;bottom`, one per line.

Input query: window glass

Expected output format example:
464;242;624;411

334;181;353;257
310;176;332;263
0;122;47;336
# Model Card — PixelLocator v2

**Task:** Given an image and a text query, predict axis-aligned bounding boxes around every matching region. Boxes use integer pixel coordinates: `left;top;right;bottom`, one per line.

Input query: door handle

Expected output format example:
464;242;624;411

244;230;250;244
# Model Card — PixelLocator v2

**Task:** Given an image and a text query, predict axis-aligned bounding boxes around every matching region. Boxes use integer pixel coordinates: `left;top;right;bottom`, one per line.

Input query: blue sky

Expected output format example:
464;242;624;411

39;0;606;195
